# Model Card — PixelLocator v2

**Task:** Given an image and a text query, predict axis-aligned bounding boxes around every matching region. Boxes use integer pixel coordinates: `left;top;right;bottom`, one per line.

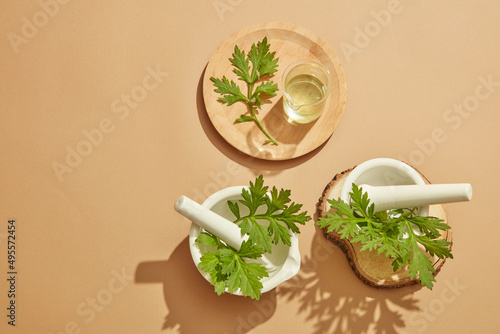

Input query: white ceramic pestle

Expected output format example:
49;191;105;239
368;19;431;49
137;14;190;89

357;183;473;212
174;195;247;251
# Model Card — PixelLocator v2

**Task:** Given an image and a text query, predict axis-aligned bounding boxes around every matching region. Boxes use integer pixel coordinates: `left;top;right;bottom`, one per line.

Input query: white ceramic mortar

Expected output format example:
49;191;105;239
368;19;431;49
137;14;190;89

339;158;430;216
187;186;301;296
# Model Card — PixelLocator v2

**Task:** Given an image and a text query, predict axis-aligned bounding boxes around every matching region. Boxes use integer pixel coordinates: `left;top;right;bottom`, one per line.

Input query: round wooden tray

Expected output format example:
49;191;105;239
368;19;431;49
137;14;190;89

316;167;452;289
203;22;347;161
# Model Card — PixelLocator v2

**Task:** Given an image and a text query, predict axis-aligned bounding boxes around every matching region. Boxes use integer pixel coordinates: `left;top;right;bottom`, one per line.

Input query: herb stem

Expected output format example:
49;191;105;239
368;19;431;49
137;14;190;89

233;213;283;225
247;83;279;146
249;103;279;145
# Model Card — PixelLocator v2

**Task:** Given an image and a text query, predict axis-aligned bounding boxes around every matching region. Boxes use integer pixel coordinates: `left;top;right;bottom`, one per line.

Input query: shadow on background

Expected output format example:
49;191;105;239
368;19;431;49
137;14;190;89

196;65;329;175
278;229;422;334
135;237;277;333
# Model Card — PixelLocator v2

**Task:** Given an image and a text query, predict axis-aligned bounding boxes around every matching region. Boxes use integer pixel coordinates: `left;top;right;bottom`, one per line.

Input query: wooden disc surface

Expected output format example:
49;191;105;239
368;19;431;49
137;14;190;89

203;22;347;160
316;168;453;289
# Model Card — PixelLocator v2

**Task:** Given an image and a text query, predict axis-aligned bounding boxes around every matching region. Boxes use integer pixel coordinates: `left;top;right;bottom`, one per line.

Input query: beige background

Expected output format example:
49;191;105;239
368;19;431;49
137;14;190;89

1;1;499;333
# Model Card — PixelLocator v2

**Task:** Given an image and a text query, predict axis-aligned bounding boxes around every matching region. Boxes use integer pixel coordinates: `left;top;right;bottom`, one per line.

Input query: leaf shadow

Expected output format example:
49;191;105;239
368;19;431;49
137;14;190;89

135;237;277;333
278;229;422;334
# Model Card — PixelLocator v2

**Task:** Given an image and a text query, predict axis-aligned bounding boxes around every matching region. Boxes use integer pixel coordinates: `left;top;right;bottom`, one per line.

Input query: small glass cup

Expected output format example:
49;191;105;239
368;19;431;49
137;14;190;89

281;59;331;124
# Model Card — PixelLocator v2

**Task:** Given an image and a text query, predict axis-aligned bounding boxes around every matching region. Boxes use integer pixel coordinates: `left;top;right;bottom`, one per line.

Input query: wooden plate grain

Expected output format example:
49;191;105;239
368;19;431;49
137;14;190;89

203;22;347;160
316;168;452;289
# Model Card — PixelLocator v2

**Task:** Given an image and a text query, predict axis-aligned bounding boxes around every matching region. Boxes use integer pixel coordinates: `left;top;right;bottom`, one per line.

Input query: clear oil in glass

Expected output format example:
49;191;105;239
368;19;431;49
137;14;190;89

283;73;327;124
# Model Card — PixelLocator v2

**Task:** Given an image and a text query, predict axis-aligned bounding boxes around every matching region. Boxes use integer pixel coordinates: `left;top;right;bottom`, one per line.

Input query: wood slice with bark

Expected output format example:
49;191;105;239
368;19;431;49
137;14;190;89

315;167;452;289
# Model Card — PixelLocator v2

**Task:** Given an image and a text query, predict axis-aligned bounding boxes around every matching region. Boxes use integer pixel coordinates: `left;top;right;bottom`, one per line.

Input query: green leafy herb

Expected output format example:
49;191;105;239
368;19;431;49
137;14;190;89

197;232;268;299
229;175;311;253
210;37;280;145
315;184;452;289
196;175;311;299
